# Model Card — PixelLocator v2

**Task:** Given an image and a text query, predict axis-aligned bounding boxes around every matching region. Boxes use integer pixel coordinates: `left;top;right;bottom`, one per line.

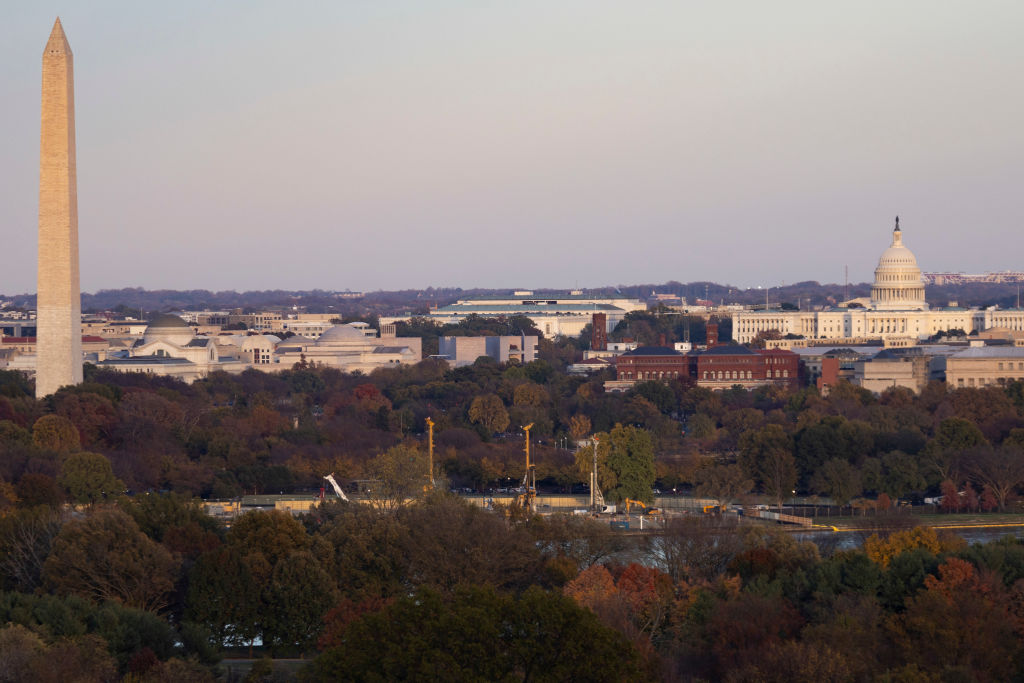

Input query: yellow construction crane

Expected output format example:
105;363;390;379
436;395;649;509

517;423;536;512
425;417;436;490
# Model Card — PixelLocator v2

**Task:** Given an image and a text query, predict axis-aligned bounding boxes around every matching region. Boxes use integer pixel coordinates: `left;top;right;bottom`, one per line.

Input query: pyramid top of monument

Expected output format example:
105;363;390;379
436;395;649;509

44;18;71;57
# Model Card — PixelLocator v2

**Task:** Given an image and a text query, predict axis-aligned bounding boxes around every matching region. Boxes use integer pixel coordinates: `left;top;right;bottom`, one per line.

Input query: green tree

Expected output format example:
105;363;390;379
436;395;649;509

58;451;124;504
604;425;655;504
301;585;642;682
687;413;716;440
879;450;926;500
810;458;862;507
0;419;31;447
186;545;262;648
794;416;874;485
42;507;179;611
924;417;988;483
263;551;338;652
739;424;797;505
632;381;676;415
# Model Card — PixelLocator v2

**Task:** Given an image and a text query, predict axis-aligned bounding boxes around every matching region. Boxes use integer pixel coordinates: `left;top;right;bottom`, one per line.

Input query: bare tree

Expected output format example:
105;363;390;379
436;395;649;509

695;464;753;510
966;444;1024;511
0;506;65;592
649;515;742;582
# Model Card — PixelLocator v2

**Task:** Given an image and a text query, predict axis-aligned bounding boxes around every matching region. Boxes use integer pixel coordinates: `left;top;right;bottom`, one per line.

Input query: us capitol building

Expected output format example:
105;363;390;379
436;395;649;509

734;219;1024;346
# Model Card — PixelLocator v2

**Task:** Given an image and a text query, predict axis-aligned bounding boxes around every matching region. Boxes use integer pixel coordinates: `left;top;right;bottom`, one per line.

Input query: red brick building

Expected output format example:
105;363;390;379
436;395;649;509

687;345;800;390
615;346;686;382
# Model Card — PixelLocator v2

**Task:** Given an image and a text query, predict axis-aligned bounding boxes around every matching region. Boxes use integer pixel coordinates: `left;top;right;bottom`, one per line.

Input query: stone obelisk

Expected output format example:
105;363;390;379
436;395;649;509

36;18;82;398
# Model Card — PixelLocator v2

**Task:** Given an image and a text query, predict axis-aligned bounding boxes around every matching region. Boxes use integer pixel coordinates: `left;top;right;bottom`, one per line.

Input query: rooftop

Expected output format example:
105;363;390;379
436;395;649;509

434;303;624;313
951;346;1024;359
620;346;683;357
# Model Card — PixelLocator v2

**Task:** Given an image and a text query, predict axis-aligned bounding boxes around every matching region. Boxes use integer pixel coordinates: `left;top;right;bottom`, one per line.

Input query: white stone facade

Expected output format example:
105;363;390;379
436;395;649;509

733;222;1024;345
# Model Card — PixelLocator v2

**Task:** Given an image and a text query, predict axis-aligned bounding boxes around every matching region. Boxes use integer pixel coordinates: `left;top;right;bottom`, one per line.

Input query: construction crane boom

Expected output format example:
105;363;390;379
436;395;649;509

518;423;536;513
425;417;436;490
324;473;349;502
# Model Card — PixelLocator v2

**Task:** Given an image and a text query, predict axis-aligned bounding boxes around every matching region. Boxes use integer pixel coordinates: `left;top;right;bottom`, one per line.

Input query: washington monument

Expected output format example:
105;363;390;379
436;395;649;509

36;18;82;398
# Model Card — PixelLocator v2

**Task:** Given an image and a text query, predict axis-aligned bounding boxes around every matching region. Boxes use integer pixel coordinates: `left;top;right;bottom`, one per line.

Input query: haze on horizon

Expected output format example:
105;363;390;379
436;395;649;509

1;1;1022;295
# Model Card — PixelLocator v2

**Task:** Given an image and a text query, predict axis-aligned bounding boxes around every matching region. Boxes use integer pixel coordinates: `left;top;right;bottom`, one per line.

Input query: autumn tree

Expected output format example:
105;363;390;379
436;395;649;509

31;414;80;452
568;414;592;441
468;393;510;434
891;557;1018;680
366;444;431;509
513;382;548;408
863;526;965;568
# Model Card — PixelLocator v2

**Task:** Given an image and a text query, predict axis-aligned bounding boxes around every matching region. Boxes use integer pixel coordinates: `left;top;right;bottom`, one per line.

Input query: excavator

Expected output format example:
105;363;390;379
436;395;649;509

624;498;660;515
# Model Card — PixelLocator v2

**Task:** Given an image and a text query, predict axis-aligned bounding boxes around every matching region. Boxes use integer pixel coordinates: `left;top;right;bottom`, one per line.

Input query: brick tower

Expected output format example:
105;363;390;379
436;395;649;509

591;313;608;351
36;18;82;398
706;322;719;348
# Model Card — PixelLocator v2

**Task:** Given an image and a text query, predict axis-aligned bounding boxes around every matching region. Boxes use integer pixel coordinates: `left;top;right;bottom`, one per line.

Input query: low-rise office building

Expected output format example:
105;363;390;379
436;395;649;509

945;346;1024;389
437;335;539;367
381;290;646;339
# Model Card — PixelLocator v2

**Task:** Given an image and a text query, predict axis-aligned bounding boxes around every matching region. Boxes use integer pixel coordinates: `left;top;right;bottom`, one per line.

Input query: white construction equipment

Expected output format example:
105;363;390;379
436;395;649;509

324;473;350;502
590;435;607;513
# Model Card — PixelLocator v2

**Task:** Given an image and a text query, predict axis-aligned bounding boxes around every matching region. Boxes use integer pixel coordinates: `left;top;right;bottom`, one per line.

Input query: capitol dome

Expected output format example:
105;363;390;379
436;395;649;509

143;313;195;345
870;218;927;311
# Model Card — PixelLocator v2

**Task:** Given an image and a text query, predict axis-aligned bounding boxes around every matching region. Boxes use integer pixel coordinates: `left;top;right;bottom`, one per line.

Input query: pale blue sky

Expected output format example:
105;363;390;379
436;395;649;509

2;1;1022;293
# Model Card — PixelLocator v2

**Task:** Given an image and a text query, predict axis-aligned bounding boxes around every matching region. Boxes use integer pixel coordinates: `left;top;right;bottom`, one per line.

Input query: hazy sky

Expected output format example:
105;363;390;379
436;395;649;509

2;1;1023;294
